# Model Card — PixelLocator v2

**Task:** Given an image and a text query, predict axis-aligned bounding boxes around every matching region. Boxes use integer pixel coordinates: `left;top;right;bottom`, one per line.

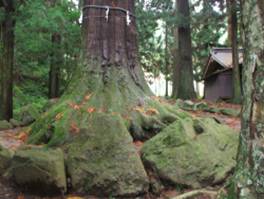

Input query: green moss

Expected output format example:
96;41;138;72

65;113;149;196
0;120;13;130
142;117;239;188
11;147;67;193
0;145;13;175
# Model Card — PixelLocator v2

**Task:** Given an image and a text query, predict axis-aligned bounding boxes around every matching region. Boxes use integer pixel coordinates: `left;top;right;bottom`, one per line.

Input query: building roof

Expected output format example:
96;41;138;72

203;47;243;79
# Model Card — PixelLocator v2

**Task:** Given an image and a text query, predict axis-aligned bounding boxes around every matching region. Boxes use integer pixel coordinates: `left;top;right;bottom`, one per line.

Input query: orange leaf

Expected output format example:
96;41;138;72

87;107;96;113
70;122;80;134
84;94;92;101
68;102;80;110
73;105;80;110
146;108;159;116
17;132;28;142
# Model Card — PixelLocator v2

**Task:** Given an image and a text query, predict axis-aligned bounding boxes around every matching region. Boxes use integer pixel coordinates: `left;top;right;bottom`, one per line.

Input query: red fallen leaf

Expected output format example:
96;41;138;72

87;107;96;113
16;132;28;142
70;122;80;134
68;102;81;110
145;108;159;116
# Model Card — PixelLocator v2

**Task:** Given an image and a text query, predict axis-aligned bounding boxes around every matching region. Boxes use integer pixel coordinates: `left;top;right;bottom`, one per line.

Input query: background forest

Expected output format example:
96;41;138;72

11;0;231;116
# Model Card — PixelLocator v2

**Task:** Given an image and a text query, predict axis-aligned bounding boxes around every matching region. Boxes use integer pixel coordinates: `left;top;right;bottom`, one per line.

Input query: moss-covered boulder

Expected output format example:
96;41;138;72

0;145;13;175
14;104;40;126
0;120;13;131
220;108;240;117
9;119;23;128
141;117;238;189
11;147;66;193
65;113;149;197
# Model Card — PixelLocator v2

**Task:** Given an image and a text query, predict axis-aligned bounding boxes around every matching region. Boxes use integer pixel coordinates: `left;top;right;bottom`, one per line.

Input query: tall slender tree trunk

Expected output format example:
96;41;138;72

227;0;233;45
229;0;241;103
0;1;15;121
232;0;264;198
172;0;196;100
49;32;62;98
47;0;62;99
165;22;169;97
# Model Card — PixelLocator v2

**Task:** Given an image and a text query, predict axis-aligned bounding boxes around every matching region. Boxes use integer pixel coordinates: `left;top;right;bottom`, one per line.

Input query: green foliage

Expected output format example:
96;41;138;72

136;0;228;83
191;0;227;81
14;0;81;110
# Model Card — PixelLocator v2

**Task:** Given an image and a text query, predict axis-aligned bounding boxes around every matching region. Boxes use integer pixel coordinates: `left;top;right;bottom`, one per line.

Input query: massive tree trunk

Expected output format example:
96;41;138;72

0;1;15;121
232;0;264;198
29;0;183;196
229;0;242;103
49;32;62;98
172;0;196;100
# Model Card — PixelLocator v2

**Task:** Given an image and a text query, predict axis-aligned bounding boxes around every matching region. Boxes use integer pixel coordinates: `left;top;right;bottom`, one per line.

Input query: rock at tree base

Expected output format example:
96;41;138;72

0;120;13;131
220;108;240;117
0;145;13;175
141;117;238;189
9;119;23;128
14;104;40;126
11;147;67;193
65;113;149;197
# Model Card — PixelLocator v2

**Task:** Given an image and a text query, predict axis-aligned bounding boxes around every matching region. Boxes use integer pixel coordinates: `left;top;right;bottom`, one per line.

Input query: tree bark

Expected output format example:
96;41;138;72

0;1;15;121
233;0;264;198
230;0;242;103
81;0;149;93
49;32;62;98
227;0;232;45
172;0;196;100
165;22;169;97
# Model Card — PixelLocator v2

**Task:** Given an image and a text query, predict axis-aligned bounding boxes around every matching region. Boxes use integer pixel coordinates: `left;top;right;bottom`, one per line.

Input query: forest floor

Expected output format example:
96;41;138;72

0;100;241;199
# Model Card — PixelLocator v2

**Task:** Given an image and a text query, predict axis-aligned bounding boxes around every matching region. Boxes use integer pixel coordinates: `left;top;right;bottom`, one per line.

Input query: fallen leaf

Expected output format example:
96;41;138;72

68;102;80;110
146;108;159;116
16;132;28;142
84;93;92;101
87;107;96;113
70;122;80;134
55;112;63;121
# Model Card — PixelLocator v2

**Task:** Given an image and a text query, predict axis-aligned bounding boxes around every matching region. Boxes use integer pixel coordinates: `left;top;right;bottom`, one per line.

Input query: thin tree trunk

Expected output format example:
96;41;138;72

233;0;264;198
0;2;15;121
172;0;196;100
165;22;169;97
49;32;62;98
230;0;241;103
172;23;180;99
227;0;232;45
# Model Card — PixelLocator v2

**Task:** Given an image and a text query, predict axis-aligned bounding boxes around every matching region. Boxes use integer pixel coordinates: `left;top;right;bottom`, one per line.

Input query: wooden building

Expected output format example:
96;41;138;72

203;48;243;101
